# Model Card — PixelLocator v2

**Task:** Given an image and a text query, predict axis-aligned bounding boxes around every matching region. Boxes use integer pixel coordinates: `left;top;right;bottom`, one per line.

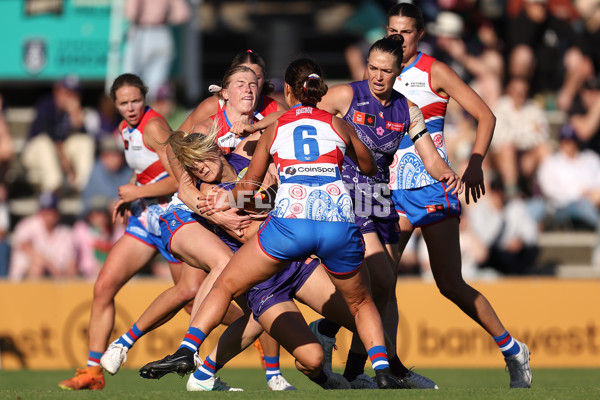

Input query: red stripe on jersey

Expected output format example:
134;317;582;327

258;95;278;116
272;152;281;168
420;101;447;120
277;147;343;170
136;159;166;185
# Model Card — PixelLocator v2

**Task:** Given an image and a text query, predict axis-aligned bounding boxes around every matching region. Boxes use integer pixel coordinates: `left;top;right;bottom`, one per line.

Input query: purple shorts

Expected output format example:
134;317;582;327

246;258;320;319
354;214;400;244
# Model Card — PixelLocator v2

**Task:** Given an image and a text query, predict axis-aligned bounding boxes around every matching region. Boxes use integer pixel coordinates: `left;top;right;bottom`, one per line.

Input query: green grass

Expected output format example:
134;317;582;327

1;368;599;399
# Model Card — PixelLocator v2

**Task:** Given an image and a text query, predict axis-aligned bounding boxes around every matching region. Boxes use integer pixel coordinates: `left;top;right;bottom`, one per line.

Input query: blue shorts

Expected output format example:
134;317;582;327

126;214;181;263
392;182;461;227
246;257;320;319
258;215;364;275
354;214;400;244
159;208;208;254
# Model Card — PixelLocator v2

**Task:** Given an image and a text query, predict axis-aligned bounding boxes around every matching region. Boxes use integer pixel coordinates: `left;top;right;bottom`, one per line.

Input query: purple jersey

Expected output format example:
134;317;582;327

342;80;410;220
199;153;250;252
342;80;410;185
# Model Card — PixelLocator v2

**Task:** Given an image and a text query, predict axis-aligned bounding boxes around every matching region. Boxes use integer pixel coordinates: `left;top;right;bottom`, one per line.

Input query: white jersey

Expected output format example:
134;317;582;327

391;52;450;190
119;107;170;235
269;105;354;222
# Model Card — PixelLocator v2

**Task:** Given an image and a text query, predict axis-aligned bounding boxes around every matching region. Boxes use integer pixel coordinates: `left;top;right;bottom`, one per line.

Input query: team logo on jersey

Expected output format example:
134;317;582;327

124;140;129;150
352;111;376;127
425;204;444;213
386;121;405;132
285;166;297;176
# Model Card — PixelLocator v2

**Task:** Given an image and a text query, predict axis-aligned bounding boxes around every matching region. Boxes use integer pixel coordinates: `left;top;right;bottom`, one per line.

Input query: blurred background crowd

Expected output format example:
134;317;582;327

0;0;599;281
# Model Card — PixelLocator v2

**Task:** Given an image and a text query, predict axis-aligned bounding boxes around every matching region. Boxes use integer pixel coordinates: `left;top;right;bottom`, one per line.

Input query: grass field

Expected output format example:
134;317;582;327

1;368;599;399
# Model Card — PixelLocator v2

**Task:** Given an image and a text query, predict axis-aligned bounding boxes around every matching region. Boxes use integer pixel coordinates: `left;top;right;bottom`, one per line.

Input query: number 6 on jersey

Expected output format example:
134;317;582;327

293;125;320;161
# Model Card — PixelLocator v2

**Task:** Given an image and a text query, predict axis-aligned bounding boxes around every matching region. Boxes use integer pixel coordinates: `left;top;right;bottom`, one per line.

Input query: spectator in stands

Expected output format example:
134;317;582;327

122;0;190;102
21;75;95;194
568;76;600;156
537;124;600;230
507;0;593;111
9;192;77;280
80;136;132;216
428;12;472;84
343;0;387;81
0;94;14;277
73;196;120;279
84;93;121;146
575;0;600;79
0;185;10;278
0;94;14;184
435;17;504;108
150;83;189;130
491;76;552;197
468;177;541;275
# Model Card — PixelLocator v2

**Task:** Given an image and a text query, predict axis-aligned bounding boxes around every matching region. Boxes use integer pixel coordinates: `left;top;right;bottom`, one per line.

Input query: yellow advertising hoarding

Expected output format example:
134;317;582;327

0;278;598;370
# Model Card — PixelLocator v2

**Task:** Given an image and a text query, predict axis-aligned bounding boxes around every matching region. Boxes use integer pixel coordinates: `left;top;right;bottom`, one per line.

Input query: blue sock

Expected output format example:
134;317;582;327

87;351;103;367
367;345;390;371
264;355;281;381
116;323;145;350
179;327;207;353
193;355;222;381
493;331;521;357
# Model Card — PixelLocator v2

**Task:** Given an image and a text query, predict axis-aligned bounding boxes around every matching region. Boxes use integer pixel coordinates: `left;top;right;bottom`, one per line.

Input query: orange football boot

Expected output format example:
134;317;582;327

58;365;105;390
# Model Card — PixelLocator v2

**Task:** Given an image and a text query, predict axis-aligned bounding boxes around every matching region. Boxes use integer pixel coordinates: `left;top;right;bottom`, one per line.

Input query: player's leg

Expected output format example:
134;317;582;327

59;234;157;390
422;217;531;388
140;234;287;378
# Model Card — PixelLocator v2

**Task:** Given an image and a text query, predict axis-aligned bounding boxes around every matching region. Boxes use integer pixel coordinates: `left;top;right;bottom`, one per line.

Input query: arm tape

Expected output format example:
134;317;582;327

411;129;428;144
408;105;430;143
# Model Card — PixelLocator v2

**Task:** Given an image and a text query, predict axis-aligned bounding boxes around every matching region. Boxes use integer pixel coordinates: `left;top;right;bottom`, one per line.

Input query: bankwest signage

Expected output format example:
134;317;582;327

0;278;598;369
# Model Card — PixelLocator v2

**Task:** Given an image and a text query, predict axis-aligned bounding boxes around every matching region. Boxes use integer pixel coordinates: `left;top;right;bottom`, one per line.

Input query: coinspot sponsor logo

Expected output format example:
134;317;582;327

285;166;297;176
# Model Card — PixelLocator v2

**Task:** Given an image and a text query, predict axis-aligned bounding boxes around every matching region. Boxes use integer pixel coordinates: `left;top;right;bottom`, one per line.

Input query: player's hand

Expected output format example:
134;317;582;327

112;198;131;224
462;157;485;204
118;183;139;203
197;188;231;215
209;208;251;237
230;122;255;138
440;172;464;196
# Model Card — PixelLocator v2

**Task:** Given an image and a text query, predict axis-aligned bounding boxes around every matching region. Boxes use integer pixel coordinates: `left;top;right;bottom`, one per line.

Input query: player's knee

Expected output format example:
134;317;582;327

93;276;118;301
295;344;323;375
436;278;466;301
173;281;200;303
